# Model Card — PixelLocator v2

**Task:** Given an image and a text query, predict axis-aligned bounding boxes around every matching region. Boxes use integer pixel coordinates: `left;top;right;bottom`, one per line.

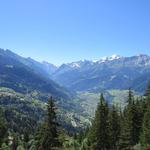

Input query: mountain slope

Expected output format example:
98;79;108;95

0;49;73;100
52;54;150;93
0;49;89;131
3;49;57;78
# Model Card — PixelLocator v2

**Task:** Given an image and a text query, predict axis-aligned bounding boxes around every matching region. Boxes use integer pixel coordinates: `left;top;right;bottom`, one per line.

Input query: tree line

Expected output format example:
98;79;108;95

1;84;150;149
85;86;150;150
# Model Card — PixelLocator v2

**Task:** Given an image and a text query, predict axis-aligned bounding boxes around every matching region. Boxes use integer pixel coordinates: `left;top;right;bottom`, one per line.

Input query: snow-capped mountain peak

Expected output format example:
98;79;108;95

109;54;121;60
65;54;122;68
70;62;81;68
97;54;121;63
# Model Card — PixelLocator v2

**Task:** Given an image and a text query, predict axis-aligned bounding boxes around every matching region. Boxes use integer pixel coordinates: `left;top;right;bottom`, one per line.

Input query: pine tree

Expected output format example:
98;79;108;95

119;89;143;149
140;108;150;150
132;99;144;144
119;89;135;150
140;82;150;150
109;105;120;150
36;97;61;150
127;88;134;105
88;93;110;150
119;108;133;149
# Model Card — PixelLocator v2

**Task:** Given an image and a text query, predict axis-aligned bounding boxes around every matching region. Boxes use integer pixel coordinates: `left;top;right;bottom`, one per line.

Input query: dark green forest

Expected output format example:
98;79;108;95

1;84;150;150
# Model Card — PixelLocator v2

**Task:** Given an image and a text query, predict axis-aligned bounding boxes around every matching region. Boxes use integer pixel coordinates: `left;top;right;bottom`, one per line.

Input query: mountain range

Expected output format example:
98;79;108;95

52;54;150;93
0;48;88;131
0;48;150;130
1;49;150;102
0;48;73;100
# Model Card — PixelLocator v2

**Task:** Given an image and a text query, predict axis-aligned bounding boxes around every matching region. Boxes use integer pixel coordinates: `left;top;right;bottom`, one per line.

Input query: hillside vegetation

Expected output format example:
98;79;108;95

1;84;150;149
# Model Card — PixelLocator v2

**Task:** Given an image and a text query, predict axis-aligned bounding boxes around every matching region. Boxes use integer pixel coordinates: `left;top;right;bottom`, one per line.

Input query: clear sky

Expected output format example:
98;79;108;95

0;0;150;65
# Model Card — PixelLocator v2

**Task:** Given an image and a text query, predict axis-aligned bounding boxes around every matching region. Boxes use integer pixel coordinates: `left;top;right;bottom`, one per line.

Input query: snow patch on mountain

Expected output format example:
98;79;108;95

97;54;121;63
70;62;81;68
64;54;122;68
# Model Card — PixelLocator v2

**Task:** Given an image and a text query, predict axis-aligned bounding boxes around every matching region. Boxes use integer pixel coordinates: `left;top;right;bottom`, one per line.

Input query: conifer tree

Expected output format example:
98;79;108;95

127;88;134;105
119;89;135;150
119;109;133;149
119;89;143;149
88;94;110;150
109;105;120;150
140;82;150;149
132;99;144;144
36;97;61;150
140;108;150;150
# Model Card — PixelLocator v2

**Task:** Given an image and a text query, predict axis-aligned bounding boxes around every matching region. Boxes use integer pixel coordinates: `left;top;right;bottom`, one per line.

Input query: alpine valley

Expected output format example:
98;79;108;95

1;48;150;149
1;49;150;123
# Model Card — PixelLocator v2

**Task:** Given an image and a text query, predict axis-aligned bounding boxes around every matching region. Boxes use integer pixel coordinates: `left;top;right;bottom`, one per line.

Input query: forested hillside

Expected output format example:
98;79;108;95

0;49;89;132
1;83;150;149
0;49;73;100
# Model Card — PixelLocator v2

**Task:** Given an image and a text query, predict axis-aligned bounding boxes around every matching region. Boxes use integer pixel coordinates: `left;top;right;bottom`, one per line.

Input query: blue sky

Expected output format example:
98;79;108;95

0;0;150;65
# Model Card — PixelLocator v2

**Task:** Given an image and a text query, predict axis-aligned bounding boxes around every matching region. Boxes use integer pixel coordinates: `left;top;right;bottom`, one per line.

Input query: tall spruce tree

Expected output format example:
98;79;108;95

140;82;150;149
140;108;150;150
88;93;110;150
119;89;135;150
36;97;61;150
109;105;121;150
127;88;134;105
132;98;144;144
